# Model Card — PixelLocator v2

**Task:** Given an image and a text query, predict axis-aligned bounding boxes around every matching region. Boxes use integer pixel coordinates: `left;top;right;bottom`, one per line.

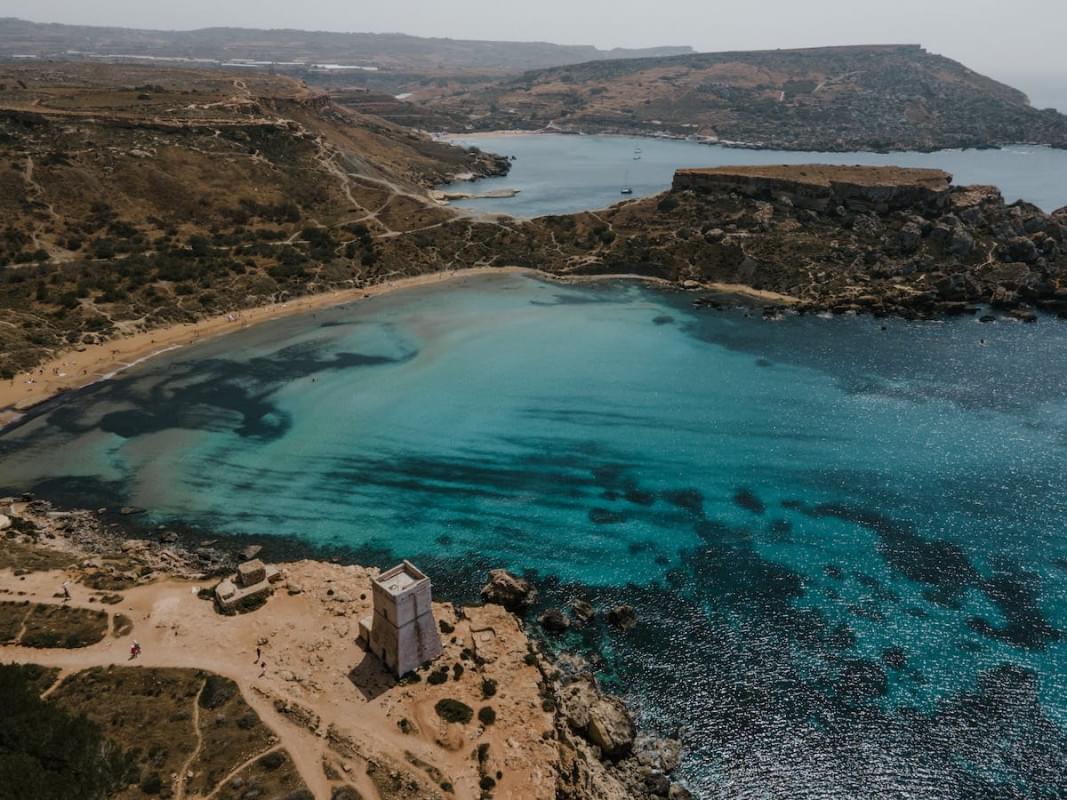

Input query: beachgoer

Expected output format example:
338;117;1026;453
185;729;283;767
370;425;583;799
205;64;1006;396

61;581;71;599
255;646;261;663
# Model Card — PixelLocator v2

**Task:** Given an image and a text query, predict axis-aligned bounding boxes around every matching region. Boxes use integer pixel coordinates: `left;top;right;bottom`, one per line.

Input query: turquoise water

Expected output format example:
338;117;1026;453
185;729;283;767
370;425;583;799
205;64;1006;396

1;273;1066;796
441;134;1067;216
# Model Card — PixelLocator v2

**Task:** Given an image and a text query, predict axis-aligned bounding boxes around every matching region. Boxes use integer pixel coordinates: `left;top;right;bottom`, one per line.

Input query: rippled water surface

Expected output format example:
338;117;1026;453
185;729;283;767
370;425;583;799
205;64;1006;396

440;134;1067;216
2;273;1066;797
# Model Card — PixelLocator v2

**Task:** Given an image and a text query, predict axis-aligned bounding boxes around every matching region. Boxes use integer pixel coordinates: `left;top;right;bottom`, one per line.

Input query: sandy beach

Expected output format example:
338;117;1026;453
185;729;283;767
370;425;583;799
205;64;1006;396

0;267;530;428
0;266;788;429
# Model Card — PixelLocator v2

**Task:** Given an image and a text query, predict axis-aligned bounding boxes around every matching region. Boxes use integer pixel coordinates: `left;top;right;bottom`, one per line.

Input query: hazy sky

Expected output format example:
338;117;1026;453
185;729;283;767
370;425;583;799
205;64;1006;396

8;1;1066;103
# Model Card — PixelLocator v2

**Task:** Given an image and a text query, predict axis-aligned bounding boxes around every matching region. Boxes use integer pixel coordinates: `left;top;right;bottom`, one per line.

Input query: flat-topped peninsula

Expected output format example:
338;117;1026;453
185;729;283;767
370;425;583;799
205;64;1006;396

672;164;953;212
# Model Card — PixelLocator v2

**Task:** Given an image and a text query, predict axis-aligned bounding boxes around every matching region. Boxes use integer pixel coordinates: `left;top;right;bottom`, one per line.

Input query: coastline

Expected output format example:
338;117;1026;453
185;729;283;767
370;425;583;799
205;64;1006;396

0;496;689;800
1;266;717;429
0;267;522;428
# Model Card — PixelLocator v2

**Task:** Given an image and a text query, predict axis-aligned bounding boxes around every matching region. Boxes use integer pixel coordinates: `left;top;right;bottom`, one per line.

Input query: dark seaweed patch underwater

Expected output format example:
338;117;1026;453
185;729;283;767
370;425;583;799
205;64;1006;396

1;273;1065;797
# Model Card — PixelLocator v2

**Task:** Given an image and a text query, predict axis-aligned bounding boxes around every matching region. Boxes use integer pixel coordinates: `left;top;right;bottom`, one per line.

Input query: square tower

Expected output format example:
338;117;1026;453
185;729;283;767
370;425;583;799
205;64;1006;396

358;561;443;677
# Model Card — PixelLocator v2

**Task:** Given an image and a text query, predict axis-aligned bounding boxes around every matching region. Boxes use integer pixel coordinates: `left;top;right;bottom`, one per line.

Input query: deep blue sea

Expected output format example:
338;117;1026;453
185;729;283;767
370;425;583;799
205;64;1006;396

2;273;1066;797
440;134;1067;217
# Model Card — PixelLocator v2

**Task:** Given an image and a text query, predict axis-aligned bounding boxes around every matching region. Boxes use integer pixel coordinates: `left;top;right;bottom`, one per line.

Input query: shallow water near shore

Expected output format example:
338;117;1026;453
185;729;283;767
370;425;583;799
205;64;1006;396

440;133;1067;216
2;272;1066;796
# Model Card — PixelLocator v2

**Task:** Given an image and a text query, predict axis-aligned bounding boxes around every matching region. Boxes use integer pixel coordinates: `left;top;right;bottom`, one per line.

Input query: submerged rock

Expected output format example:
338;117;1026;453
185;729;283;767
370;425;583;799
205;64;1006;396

539;608;571;634
606;604;638;631
570;599;596;625
480;569;537;613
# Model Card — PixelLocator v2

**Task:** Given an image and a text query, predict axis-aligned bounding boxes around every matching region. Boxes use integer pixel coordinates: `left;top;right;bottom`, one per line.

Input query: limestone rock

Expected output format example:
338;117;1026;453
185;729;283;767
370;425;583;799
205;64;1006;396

634;735;683;773
896;222;923;254
558;678;636;760
480;569;537;613
0;514;10;532
587;696;636;759
240;544;263;561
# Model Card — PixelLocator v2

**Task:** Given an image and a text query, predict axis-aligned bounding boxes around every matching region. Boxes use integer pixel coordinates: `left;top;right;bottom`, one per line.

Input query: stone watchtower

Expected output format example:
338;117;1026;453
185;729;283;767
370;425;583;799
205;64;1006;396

358;561;442;677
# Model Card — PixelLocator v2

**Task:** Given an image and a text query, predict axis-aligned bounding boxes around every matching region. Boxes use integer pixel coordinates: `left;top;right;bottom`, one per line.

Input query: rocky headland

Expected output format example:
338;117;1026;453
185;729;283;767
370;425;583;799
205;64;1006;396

0;495;689;800
502;164;1067;322
425;45;1067;152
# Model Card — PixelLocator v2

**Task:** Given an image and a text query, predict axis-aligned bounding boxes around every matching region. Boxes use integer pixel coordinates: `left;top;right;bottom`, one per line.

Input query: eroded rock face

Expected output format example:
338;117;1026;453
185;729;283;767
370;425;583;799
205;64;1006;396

558;678;636;760
480;569;537;613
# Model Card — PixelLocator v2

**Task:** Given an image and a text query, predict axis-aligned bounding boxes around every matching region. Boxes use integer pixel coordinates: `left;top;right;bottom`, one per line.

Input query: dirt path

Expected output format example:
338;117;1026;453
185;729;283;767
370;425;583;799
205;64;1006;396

174;679;208;800
203;744;281;800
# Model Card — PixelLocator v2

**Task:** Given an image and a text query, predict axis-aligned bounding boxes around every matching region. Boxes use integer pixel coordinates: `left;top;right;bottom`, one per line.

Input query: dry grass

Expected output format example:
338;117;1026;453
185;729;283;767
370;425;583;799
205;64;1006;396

18;602;109;648
50;666;284;800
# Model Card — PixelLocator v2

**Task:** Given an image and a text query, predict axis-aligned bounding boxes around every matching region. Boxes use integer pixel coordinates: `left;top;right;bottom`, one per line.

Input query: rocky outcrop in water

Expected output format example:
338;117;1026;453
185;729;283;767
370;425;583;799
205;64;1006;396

502;165;1067;321
480;568;538;613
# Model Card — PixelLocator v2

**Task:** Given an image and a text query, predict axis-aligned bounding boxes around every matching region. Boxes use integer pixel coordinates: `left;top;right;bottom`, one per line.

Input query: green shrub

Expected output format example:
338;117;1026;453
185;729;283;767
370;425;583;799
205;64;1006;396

434;698;473;724
657;195;680;213
0;664;137;799
481;678;498;698
478;706;496;726
427;668;448;686
140;772;163;795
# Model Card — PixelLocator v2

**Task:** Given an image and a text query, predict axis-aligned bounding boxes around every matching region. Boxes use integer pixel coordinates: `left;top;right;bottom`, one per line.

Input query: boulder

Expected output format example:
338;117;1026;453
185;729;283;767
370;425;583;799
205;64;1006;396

570;599;596;625
0;514;10;532
558;678;635;759
1003;237;1040;264
159;531;178;544
240;545;263;561
634;735;683;773
949;229;975;258
606;604;637;630
669;784;694;800
896;222;923;254
644;772;671;797
587;696;636;759
480;569;537;613
538;608;571;634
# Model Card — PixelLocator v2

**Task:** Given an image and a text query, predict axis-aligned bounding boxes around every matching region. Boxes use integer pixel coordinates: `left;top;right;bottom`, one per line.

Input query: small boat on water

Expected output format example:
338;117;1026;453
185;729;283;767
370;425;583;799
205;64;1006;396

621;187;633;195
621;169;633;195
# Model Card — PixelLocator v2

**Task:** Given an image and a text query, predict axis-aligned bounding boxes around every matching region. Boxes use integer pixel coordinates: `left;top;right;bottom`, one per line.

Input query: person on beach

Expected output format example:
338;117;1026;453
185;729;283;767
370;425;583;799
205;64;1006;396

61;581;71;600
131;641;141;659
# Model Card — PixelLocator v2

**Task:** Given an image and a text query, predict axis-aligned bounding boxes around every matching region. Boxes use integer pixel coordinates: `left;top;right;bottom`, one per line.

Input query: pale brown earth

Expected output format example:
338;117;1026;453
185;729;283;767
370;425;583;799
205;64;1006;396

1;557;560;800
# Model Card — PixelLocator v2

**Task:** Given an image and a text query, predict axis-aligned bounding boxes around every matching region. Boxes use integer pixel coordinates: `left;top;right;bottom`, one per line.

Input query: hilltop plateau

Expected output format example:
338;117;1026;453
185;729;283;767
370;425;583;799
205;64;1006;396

0;17;692;83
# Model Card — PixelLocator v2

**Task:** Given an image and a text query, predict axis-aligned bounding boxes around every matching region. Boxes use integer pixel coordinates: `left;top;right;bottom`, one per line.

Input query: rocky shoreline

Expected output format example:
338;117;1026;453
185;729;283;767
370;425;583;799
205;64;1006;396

2;495;691;800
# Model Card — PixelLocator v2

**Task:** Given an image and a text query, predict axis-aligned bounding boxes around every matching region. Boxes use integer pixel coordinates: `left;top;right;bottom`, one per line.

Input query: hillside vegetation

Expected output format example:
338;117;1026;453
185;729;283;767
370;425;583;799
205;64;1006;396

0;63;508;376
3;64;1067;381
429;45;1067;151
